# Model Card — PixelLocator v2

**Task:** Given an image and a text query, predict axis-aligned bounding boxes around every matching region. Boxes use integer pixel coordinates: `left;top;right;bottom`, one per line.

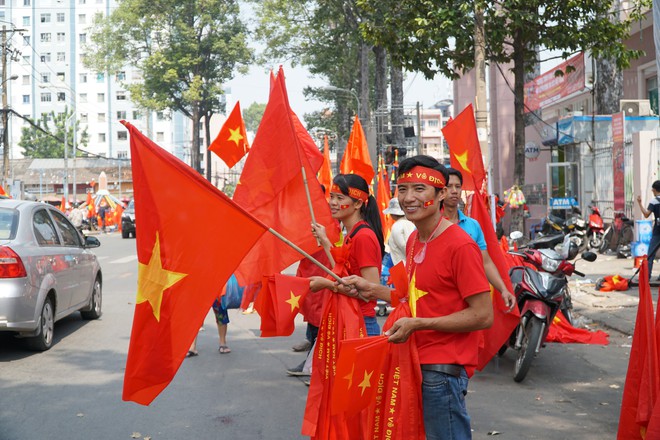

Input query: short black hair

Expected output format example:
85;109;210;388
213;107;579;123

446;167;463;186
653;180;660;192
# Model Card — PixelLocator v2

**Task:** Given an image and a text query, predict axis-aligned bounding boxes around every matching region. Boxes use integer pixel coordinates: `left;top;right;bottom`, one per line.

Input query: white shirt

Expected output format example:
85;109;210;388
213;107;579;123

388;218;416;266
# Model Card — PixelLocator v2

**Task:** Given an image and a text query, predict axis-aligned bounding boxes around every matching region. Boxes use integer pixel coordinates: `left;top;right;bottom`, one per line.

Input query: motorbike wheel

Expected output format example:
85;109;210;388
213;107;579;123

513;316;544;383
588;232;603;250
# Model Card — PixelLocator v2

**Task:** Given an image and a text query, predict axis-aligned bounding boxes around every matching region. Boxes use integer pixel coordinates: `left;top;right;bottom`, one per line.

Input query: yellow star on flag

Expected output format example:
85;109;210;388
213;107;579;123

285;290;302;312
357;370;374;396
227;127;244;146
453;151;470;172
408;271;428;317
136;233;187;322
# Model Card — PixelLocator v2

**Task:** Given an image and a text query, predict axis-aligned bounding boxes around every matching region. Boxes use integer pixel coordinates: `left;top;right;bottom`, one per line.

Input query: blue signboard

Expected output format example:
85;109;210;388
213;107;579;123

549;197;578;209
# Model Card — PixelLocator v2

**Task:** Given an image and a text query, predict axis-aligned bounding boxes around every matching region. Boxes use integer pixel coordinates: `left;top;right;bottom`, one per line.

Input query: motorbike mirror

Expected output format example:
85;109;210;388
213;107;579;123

509;231;524;240
581;251;597;262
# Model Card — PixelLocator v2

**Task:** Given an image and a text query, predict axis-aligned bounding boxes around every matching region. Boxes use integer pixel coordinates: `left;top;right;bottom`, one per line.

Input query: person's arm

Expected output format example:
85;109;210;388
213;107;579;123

384;291;493;343
637;195;652;218
310;222;336;268
339;275;393;302
481;250;516;312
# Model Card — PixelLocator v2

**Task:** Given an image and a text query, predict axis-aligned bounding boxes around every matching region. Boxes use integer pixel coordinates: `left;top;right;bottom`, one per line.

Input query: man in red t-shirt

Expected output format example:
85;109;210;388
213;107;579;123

341;155;493;440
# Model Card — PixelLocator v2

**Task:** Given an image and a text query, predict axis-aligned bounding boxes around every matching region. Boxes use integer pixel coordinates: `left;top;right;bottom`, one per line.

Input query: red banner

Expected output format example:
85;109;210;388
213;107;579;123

612;112;625;211
524;53;585;112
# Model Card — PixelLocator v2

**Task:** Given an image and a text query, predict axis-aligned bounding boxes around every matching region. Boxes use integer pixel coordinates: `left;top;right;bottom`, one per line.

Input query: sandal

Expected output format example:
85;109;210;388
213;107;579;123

218;345;231;354
186;351;198;358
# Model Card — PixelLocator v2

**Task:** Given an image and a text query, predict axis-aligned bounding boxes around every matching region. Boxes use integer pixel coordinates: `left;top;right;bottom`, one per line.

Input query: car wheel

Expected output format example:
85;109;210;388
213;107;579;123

122;229;129;238
27;297;55;351
81;278;102;320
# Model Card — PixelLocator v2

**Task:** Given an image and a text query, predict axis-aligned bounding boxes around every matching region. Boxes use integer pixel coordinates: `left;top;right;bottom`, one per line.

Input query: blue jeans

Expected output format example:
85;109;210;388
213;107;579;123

422;369;471;440
648;233;660;279
363;316;380;336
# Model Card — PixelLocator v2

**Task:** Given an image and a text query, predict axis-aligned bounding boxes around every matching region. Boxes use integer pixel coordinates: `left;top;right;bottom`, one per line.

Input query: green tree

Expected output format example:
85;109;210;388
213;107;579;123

358;0;649;230
19;108;89;158
242;102;267;133
85;0;252;174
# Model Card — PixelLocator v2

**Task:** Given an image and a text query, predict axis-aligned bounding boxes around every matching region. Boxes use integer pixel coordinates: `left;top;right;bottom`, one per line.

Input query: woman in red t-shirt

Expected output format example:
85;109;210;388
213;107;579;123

310;173;385;336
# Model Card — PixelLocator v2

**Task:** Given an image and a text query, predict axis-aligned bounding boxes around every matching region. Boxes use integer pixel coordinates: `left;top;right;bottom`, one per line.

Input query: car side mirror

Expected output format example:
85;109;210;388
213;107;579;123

85;236;101;248
581;251;597;262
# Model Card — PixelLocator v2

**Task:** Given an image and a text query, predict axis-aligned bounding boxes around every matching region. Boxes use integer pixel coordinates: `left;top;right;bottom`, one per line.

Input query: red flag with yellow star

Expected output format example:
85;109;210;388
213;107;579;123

442;104;486;192
121;121;267;406
318;135;333;198
340;115;375;185
256;274;310;337
208;101;250;168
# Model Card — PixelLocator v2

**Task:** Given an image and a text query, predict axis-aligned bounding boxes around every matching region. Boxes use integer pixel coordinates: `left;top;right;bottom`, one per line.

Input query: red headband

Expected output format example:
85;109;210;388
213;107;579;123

397;166;446;188
331;183;369;203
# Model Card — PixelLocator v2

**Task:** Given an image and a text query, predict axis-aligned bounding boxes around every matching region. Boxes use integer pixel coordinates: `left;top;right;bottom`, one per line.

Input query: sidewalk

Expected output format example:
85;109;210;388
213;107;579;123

569;253;656;336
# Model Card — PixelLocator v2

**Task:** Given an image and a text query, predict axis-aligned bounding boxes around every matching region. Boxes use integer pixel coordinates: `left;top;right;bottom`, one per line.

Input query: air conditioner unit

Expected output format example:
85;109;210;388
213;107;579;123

619;99;653;116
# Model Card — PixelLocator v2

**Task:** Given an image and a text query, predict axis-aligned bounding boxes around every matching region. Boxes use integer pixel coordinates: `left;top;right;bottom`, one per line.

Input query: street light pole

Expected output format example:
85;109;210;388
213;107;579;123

321;85;360;121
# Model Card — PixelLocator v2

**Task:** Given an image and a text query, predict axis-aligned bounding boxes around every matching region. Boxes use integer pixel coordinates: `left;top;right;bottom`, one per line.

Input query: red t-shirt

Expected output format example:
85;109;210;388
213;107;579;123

406;224;490;376
345;221;382;318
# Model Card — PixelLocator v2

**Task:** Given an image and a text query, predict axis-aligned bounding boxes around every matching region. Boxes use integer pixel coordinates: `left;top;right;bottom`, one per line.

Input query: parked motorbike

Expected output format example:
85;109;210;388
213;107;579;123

587;205;605;250
539;210;588;250
507;237;597;382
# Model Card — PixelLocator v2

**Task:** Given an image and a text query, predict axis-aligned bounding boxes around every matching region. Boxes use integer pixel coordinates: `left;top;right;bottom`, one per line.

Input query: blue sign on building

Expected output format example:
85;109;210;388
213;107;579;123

549;197;579;209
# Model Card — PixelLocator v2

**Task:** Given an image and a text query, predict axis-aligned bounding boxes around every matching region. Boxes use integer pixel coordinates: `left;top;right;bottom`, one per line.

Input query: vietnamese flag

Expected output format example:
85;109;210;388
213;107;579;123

442;104;486;192
60;196;66;212
318;135;333;197
471;188;521;371
376;156;393;240
340;115;374;184
208;101;250;168
256;274;310;337
546;310;609;345
121;121;267;405
0;184;8;197
618;260;659;439
331;336;389;415
233;67;337;285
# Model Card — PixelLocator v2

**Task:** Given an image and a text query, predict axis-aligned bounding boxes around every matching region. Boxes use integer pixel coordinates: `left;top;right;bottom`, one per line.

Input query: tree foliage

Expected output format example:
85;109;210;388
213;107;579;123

85;0;252;172
19;108;89;158
242;102;267;133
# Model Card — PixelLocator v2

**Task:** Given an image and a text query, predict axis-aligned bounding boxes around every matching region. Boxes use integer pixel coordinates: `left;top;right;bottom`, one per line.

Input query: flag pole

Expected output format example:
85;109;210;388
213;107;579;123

301;166;336;267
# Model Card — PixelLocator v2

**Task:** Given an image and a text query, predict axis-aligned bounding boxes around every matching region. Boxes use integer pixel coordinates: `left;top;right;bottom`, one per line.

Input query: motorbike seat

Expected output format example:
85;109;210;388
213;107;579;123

527;234;564;249
548;213;566;226
519;266;568;298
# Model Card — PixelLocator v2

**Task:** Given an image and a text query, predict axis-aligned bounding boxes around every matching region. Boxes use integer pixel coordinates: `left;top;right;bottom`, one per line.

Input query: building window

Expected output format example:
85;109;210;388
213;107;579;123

117;131;128;141
23;36;30;46
117;150;128;158
132;110;141;120
78;14;86;24
22;95;30;104
40;33;51;43
22;16;30;26
116;91;126;100
80;113;88;123
96;73;104;83
98;113;106;122
98;133;106;143
79;0;86;3
40;93;52;102
79;73;87;83
79;93;87;103
97;93;105;103
40;53;51;63
24;0;30;6
156;111;165;120
41;113;50;122
57;52;65;62
79;33;87;44
41;73;50;83
57;13;65;23
57;32;66;42
22;55;30;65
57;92;66;102
41;14;51;23
22;75;29;85
427;120;439;128
57;72;65;82
116;110;126;120
156;132;165;142
116;71;126;81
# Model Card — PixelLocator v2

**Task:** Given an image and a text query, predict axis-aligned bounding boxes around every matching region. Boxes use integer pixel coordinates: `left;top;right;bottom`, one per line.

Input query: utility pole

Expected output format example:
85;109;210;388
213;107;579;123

2;25;9;188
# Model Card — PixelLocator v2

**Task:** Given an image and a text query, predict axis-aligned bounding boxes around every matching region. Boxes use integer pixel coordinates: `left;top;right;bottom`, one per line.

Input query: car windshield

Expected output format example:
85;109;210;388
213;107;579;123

0;207;18;240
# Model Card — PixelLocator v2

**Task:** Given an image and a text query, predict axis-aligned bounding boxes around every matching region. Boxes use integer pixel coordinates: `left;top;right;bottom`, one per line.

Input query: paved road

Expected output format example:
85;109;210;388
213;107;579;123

0;234;630;439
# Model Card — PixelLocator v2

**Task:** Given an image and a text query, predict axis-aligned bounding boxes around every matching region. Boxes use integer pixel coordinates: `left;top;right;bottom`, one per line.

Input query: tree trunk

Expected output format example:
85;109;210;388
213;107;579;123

511;37;526;234
204;112;212;182
374;45;388;156
359;41;370;123
191;104;201;174
595;57;623;115
390;63;405;149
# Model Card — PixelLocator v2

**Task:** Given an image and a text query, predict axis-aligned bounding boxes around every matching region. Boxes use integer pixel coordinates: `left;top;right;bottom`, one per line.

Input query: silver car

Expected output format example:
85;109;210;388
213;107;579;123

0;199;102;351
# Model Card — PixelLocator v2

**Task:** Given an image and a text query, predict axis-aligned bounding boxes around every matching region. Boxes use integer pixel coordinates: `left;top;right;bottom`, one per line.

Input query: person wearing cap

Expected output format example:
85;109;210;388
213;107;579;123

383;198;416;266
445;167;516;311
309;173;385;336
340;155;493;440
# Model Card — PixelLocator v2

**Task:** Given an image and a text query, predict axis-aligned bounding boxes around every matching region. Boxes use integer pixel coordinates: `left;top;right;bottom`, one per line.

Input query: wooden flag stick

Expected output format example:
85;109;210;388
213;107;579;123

300;166;336;267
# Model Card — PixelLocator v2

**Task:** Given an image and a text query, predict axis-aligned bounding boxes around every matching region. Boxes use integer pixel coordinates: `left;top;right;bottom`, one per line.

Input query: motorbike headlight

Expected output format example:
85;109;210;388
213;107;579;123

540;254;560;273
576;218;586;228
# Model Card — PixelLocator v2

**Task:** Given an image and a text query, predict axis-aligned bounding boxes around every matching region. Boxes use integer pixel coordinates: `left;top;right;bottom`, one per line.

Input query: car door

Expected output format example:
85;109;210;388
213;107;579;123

32;208;76;313
48;209;94;309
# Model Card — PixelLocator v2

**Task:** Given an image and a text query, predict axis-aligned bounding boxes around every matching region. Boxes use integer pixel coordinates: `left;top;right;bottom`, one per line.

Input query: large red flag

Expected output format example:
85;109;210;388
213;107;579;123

618;261;659;439
644;289;660;437
376;156;393;241
471;189;521;370
256;274;310;337
442;104;486;192
121;121;267;405
232;67;337;285
208;101;250;168
318;135;333;198
546;310;609;345
340;115;374;184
